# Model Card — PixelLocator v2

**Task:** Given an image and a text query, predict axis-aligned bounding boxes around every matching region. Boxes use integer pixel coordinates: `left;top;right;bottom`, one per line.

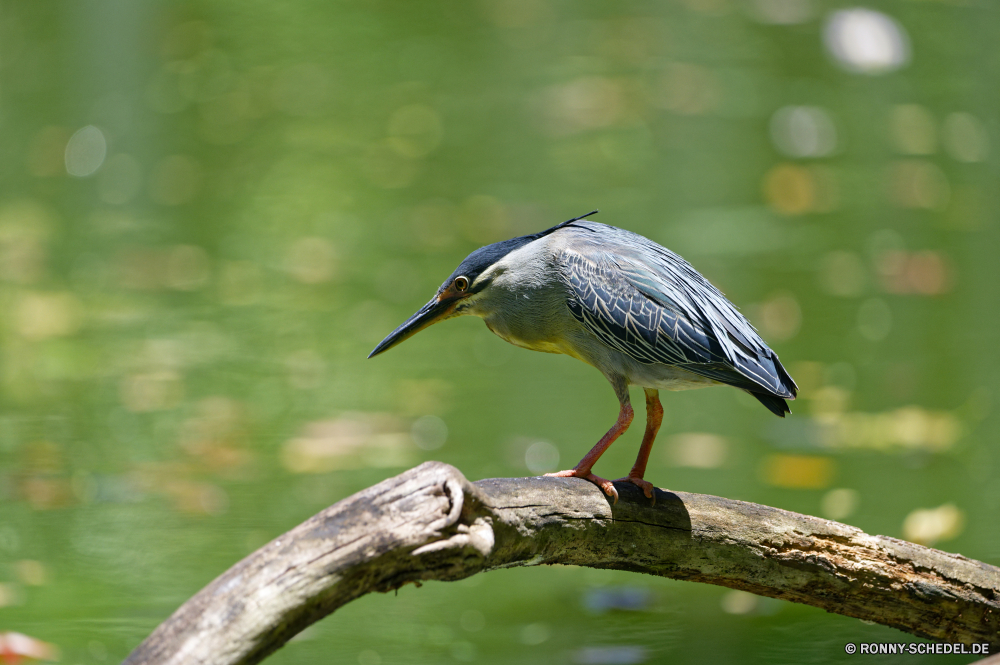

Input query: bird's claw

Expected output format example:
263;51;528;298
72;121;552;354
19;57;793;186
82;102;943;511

614;475;657;505
545;469;620;504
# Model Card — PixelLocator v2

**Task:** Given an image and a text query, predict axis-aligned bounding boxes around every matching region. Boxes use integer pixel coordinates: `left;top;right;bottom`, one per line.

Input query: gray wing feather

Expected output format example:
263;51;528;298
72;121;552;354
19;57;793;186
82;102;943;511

559;222;797;400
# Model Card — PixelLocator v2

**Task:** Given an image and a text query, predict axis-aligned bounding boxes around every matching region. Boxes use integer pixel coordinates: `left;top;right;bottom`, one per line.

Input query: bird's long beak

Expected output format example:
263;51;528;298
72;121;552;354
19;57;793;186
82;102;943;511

368;296;456;358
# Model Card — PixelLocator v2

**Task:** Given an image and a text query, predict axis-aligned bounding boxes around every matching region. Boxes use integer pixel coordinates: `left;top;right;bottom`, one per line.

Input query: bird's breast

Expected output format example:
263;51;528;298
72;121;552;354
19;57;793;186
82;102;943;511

483;313;569;355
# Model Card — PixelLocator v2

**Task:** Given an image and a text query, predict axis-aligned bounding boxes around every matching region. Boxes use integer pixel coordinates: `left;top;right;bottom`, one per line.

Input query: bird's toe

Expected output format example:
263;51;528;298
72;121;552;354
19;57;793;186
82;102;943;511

544;469;619;504
544;469;578;478
616;476;657;505
588;474;619;503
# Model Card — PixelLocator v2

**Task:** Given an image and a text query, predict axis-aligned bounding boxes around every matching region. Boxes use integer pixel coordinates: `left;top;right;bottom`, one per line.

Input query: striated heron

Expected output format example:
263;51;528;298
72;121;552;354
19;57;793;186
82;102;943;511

369;212;797;502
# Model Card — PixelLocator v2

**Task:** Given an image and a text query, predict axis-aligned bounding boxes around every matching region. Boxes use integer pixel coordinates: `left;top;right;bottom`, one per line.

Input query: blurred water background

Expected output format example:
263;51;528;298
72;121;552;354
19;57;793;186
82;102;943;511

0;1;997;663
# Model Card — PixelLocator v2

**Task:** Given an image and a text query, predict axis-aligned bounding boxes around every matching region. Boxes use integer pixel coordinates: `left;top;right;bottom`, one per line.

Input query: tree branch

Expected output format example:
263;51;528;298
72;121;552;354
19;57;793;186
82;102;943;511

124;462;1000;665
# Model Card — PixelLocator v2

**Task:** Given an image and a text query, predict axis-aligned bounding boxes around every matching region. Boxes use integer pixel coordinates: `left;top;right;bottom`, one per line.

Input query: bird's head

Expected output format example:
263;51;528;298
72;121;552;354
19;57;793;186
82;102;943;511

367;210;598;358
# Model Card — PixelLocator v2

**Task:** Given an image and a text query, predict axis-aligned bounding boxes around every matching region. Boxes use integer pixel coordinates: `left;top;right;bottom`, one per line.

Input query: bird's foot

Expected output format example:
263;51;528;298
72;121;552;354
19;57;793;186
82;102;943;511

614;475;656;505
545;469;619;504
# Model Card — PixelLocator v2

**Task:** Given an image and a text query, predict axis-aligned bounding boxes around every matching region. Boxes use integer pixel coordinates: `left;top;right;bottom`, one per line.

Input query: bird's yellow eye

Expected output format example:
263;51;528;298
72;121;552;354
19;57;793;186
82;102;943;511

454;276;470;292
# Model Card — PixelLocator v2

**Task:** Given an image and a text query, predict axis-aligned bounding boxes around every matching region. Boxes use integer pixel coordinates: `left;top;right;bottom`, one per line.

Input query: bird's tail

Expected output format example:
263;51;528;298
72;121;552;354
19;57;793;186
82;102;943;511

749;391;791;417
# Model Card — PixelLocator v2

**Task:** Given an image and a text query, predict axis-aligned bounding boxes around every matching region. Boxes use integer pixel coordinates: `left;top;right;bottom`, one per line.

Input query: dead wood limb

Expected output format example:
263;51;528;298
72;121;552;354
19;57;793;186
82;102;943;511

123;462;1000;665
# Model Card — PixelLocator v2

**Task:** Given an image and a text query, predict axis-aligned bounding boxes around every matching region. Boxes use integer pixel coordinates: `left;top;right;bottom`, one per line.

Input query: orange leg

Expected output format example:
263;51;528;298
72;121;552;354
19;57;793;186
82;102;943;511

616;389;662;503
546;401;634;503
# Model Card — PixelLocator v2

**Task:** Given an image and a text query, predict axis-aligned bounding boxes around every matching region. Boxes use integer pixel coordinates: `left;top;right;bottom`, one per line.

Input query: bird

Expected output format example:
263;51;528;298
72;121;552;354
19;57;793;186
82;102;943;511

368;211;797;502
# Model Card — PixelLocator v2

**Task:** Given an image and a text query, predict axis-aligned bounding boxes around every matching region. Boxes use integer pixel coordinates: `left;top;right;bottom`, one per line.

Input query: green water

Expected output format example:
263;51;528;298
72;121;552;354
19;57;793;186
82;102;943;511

1;1;997;663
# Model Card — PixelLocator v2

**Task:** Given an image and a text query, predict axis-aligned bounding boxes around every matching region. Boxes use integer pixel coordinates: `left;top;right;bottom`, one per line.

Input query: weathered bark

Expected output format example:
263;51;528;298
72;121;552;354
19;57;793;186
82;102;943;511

124;462;1000;665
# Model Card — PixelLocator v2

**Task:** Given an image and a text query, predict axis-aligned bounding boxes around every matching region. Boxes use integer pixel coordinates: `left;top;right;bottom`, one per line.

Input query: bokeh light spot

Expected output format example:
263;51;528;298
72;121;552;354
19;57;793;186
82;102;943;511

757;292;802;342
0;201;52;285
890;104;936;155
64;125;107;177
117;246;168;290
450;641;476;662
790;361;824;395
524;440;559;473
167;482;229;516
721;590;758;615
820;488;859;520
906;251;950;296
769;106;836;158
537;76;624;135
667;433;728;469
810;386;850;422
823;8;910;75
653;63;719;116
943;112;989;163
866;228;904;261
763;163;815;215
15;292;83;340
760;454;834;489
819;251;866;297
120;371;184;413
823;406;962;452
519;623;551;646
888;160;949;210
281;414;415;473
571;646;648;664
902;503;963;546
13;560;46;586
411;415;448;451
0;633;59;661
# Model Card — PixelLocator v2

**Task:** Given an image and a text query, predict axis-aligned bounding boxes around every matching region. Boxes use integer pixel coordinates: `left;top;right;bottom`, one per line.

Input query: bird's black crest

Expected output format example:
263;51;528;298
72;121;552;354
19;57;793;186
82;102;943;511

441;210;598;291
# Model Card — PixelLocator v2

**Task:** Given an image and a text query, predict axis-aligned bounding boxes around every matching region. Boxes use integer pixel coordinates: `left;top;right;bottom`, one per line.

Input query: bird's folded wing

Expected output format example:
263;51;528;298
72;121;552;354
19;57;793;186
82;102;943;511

559;247;795;399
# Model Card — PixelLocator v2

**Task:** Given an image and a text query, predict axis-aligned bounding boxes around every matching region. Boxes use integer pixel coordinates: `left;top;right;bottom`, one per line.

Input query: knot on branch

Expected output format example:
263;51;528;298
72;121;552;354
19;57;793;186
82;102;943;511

412;518;495;558
411;474;495;558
